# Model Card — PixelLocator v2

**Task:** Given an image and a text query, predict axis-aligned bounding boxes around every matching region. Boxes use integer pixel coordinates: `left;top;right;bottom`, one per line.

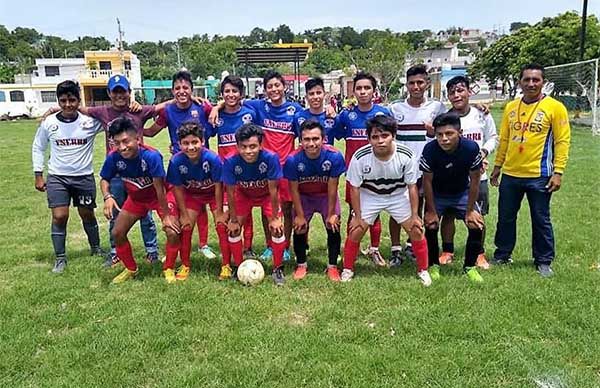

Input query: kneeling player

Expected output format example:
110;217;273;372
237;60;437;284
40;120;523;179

420;113;485;282
100;117;180;284
223;123;287;285
284;119;346;281
164;121;229;283
342;115;431;285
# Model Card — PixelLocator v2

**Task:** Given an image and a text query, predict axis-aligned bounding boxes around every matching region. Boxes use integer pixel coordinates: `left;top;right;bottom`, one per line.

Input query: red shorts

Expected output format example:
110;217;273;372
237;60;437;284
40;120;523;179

122;197;166;218
278;178;292;203
233;189;280;219
166;191;217;217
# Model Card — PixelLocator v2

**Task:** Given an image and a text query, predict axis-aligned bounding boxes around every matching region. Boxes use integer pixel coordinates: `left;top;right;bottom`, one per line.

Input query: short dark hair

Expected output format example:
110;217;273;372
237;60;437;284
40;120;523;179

446;75;470;90
366;115;397;137
519;63;545;79
432;112;461;131
305;77;324;93
235;123;263;144
220;75;244;95
177;121;204;141
406;64;428;79
172;70;194;89
56;80;80;100
108;116;137;138
263;70;284;87
300;119;325;137
353;71;377;90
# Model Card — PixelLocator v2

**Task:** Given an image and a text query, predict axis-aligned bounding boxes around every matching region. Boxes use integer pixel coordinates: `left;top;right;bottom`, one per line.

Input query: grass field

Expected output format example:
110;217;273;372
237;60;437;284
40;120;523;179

1;110;600;387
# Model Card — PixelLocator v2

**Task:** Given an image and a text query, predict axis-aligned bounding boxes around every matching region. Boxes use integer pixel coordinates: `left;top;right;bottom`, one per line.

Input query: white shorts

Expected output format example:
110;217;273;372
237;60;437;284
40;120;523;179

360;190;412;225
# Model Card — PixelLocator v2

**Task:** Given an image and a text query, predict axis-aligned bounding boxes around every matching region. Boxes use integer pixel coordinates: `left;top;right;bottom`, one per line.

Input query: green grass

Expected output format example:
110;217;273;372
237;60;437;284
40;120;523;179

1;112;600;387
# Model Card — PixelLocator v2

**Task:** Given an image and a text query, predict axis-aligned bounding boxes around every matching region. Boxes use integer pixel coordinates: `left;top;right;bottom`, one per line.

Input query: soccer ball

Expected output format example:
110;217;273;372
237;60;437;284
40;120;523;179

237;259;265;286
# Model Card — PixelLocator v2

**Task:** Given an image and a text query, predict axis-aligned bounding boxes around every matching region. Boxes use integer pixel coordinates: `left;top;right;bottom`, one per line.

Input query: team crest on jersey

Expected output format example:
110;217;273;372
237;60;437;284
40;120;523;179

349;112;358;121
234;165;243;175
202;161;210;173
191;110;199;118
322;160;332;172
216;118;224;127
265;104;270;112
509;111;516;119
362;165;371;174
395;114;404;123
81;119;95;129
179;165;188;175
286;106;296;116
297;162;305;172
259;162;268;174
242;114;253;124
141;159;148;172
117;161;127;171
49;124;59;133
324;118;334;128
535;111;545;122
297;117;306;126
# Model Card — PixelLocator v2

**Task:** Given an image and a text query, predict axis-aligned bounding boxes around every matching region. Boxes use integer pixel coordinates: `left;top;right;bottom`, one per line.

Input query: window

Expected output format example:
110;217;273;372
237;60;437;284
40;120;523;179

0;91;5;102
10;91;25;102
99;61;112;70
45;66;60;77
41;91;56;103
124;60;131;70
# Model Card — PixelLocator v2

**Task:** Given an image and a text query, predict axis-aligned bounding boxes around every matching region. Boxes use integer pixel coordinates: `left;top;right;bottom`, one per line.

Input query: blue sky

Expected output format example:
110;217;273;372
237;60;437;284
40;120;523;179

1;0;597;43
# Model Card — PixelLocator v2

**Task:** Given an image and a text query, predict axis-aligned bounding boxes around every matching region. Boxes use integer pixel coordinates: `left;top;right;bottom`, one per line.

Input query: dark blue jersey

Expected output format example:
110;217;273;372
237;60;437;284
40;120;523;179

283;145;346;195
207;106;256;159
223;150;282;198
166;149;222;200
292;109;340;145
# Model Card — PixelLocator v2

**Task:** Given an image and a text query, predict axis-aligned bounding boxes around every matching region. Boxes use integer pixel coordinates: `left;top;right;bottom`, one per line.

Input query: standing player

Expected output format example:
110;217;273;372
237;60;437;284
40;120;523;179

420;113;485;282
143;70;216;261
439;76;498;269
342;115;431;285
490;64;571;277
337;71;391;267
388;64;446;266
222;124;287;285
293;77;339;145
99;117;179;284
284;119;346;281
207;75;257;259
164;121;229;282
32;80;105;273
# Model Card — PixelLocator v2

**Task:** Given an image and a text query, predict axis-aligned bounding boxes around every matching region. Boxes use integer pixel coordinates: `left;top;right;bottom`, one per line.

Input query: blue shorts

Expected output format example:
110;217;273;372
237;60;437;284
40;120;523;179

435;191;480;220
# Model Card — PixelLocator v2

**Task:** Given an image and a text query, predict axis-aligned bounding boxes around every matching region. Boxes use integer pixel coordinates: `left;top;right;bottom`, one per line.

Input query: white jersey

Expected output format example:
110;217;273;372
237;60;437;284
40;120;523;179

389;98;446;177
455;107;498;180
346;142;418;198
32;112;103;176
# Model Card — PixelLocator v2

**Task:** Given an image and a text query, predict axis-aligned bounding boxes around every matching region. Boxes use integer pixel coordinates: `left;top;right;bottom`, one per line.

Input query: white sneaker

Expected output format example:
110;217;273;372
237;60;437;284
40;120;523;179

417;270;432;287
341;269;354;282
199;245;217;260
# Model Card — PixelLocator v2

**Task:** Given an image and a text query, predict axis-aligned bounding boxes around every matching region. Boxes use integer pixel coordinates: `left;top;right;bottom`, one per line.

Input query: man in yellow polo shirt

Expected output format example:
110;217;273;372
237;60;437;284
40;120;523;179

490;64;571;277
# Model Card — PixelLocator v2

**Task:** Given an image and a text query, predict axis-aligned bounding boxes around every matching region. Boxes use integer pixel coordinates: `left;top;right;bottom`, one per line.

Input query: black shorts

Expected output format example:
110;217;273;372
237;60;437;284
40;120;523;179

46;174;97;209
477;180;489;216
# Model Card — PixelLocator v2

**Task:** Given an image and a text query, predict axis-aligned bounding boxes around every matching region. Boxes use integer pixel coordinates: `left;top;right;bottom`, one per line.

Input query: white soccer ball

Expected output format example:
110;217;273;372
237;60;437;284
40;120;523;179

237;259;265;286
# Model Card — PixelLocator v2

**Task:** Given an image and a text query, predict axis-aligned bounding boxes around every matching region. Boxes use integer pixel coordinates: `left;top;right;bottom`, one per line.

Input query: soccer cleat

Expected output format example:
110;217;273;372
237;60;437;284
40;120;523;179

103;253;121;269
465;267;484;283
112;268;138;284
340;268;354;282
491;256;513;266
429;264;441;280
283;248;292;262
368;248;387;267
145;252;159;265
52;258;67;274
326;266;341;282
404;244;416;262
259;247;273;261
90;246;107;257
272;266;285;286
175;265;190;281
243;249;257;260
293;265;308;280
199;245;217;260
163;268;176;284
231;266;238;281
417;270;432;287
389;250;404;268
218;264;232;281
536;264;554;278
476;253;490;270
439;252;454;265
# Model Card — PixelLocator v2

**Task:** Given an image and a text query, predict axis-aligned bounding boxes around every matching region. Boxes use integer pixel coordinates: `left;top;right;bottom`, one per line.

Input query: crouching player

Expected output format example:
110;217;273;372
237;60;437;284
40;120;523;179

100;116;180;284
284;119;346;281
223;123;287;285
342;115;431;285
420;113;485;282
164;121;229;283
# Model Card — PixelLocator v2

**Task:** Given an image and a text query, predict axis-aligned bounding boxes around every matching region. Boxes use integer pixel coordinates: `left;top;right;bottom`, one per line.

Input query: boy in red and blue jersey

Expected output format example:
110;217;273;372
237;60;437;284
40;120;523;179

284;119;346;282
100;116;180;284
222;123;287;285
164;121;230;282
336;72;391;266
292;77;340;146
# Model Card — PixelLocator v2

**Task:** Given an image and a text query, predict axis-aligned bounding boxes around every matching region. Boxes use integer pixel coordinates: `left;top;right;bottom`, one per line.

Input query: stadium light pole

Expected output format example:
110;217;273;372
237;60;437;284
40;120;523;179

580;0;588;61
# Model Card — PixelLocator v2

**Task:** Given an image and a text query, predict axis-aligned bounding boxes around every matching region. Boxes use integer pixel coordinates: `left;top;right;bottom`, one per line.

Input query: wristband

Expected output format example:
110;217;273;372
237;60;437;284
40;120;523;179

34;171;43;177
554;172;563;176
103;194;114;201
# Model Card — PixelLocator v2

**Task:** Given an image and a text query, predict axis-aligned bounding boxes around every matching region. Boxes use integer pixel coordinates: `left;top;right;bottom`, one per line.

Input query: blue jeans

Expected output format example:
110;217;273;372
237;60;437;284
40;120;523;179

109;177;158;255
493;175;554;265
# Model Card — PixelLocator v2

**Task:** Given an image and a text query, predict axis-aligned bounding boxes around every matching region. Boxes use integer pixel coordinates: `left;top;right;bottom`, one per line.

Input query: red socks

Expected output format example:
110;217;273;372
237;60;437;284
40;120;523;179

243;217;253;251
216;223;231;266
116;241;136;271
271;235;286;268
196;207;209;246
229;234;243;267
179;229;192;267
343;239;360;270
369;218;381;248
412;238;429;272
163;241;180;270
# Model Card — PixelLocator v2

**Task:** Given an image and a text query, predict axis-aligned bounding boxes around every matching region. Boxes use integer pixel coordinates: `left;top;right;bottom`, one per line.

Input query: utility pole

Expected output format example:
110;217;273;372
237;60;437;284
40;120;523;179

580;0;588;61
116;18;125;73
176;42;182;69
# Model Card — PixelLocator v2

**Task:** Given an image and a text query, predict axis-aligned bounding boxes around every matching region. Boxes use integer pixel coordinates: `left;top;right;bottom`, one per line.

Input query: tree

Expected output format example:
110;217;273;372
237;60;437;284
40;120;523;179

304;48;346;74
273;24;294;43
339;26;363;48
510;22;530;33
